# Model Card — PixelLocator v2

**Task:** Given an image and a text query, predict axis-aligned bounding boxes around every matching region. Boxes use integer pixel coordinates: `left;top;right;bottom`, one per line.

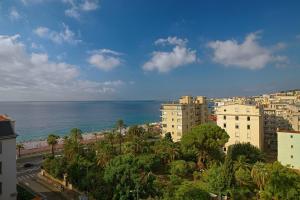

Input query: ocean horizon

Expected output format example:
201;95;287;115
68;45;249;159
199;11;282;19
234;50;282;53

0;101;162;142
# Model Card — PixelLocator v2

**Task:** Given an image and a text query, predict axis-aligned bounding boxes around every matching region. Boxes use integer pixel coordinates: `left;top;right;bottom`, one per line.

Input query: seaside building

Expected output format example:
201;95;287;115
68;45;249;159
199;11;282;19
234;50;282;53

161;96;208;142
277;130;300;169
216;104;264;151
0;115;17;200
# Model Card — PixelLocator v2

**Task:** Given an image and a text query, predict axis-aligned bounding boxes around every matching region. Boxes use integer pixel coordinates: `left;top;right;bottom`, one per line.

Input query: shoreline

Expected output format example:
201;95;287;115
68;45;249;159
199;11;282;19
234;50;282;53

17;122;161;156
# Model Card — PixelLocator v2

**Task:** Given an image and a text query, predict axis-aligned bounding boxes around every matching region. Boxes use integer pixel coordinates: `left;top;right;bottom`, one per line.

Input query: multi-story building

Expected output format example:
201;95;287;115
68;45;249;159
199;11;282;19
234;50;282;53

216;104;264;151
277;130;300;169
161;96;208;142
0;115;17;200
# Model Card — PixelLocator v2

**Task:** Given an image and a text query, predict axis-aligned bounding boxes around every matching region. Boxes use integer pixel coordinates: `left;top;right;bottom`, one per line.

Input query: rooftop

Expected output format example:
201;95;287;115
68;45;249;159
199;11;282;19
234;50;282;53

0;115;16;139
277;129;300;135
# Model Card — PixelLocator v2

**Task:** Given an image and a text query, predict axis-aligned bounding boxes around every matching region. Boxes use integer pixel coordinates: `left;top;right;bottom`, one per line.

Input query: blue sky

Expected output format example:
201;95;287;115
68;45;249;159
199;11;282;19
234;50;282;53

0;0;299;101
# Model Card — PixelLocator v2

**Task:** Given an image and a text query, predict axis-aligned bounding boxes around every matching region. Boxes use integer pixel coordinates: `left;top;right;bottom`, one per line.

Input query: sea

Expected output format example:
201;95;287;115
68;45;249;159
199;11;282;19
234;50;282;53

0;101;162;142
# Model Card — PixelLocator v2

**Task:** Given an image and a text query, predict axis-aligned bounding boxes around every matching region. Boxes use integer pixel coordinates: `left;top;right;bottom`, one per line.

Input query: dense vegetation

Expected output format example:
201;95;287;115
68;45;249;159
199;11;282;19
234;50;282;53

43;122;300;199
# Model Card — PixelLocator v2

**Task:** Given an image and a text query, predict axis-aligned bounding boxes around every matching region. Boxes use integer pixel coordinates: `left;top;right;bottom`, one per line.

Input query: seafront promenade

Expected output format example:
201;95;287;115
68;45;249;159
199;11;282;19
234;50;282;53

18;131;105;157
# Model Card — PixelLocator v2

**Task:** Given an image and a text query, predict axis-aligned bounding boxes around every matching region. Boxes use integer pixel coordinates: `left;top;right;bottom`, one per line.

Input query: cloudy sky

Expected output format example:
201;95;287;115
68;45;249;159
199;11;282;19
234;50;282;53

0;0;300;101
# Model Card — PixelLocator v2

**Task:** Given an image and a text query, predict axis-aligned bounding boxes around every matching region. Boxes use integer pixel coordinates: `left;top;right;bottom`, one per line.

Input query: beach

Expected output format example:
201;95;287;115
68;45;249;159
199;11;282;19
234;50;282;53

18;122;161;157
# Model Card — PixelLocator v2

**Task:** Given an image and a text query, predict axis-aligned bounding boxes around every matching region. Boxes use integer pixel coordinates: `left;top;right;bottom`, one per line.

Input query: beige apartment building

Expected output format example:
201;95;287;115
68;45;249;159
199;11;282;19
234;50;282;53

277;130;300;169
0;115;17;200
161;96;208;142
216;104;264;151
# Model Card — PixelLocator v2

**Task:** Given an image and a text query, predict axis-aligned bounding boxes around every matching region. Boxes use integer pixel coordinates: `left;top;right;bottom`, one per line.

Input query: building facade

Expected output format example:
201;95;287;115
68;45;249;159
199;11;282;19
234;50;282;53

0;115;17;200
216;104;264;151
277;130;300;169
161;96;208;142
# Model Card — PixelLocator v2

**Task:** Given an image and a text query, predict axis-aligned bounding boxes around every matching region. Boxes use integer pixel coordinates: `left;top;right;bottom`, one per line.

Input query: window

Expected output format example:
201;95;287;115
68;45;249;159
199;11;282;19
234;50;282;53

172;125;174;128
223;147;227;152
290;135;293;139
247;132;251;139
172;118;174;121
247;116;250;121
235;124;239;129
223;115;226;120
247;125;250;130
224;109;227;112
223;123;226;128
235;131;240;137
235;116;239;120
162;124;167;128
291;155;294;159
291;145;294;149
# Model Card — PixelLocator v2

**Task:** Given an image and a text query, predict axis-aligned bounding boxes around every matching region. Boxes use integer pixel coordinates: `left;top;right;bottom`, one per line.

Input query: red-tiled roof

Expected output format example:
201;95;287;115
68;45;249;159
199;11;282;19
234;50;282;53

0;115;10;121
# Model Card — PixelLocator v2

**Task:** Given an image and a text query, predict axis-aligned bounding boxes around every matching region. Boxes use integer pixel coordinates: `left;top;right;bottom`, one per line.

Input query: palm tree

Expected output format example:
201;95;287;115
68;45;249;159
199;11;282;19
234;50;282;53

251;162;269;192
70;128;83;142
95;141;114;167
47;134;60;156
16;143;24;158
167;143;180;162
116;119;125;154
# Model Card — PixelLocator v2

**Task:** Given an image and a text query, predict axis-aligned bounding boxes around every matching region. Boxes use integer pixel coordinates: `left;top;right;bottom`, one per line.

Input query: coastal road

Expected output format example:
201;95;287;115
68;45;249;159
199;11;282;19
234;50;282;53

17;154;68;200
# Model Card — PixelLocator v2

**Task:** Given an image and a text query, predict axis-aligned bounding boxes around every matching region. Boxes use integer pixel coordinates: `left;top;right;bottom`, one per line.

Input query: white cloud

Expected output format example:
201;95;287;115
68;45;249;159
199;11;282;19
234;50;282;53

0;34;124;101
155;37;187;47
63;0;99;19
34;24;81;45
143;36;197;73
9;7;21;21
207;32;287;70
80;0;99;11
88;49;123;71
21;0;45;5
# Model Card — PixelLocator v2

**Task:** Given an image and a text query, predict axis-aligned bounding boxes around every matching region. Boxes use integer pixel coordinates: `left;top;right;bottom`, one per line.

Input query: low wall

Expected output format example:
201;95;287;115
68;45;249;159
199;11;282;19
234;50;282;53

40;169;73;190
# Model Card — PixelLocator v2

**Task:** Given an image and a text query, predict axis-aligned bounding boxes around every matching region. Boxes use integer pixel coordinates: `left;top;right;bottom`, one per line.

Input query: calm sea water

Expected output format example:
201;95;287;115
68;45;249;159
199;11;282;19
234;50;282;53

0;101;161;142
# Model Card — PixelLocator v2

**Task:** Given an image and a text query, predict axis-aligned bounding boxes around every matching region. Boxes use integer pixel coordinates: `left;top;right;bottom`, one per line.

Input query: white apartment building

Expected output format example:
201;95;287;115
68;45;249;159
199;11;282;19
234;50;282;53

0;115;17;200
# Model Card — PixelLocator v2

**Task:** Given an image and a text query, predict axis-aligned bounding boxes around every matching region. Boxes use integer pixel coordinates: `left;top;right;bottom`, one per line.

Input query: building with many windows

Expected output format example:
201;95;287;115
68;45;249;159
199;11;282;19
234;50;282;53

0;115;17;200
161;96;208;142
216;104;264;151
277;130;300;169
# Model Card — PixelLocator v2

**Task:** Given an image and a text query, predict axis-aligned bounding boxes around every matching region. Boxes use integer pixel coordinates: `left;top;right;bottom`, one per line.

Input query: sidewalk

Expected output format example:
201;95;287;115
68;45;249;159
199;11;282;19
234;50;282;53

37;174;80;200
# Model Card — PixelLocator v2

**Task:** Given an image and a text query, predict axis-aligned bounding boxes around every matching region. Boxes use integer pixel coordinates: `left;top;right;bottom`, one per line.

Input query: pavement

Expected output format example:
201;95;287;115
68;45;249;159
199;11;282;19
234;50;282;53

17;154;79;200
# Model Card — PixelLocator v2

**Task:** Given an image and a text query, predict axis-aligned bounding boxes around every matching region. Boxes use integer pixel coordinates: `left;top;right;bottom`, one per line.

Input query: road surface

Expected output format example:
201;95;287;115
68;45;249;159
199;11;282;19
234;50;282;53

17;154;76;200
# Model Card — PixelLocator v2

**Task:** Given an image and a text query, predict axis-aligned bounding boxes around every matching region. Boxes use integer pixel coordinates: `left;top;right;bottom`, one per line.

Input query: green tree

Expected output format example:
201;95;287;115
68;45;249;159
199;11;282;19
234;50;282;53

261;162;300;200
199;163;226;196
70;128;83;142
174;181;210;200
170;160;188;177
164;132;173;143
227;143;264;164
16;143;24;158
95;141;115;168
47;134;60;156
104;154;158;200
251;162;269;192
153;139;180;164
116;119;125;154
181;123;229;169
127;125;146;154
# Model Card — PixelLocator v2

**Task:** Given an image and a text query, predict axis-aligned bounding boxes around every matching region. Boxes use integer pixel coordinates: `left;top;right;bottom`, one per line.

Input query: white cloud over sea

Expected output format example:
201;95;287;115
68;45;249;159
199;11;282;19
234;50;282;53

0;34;125;101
